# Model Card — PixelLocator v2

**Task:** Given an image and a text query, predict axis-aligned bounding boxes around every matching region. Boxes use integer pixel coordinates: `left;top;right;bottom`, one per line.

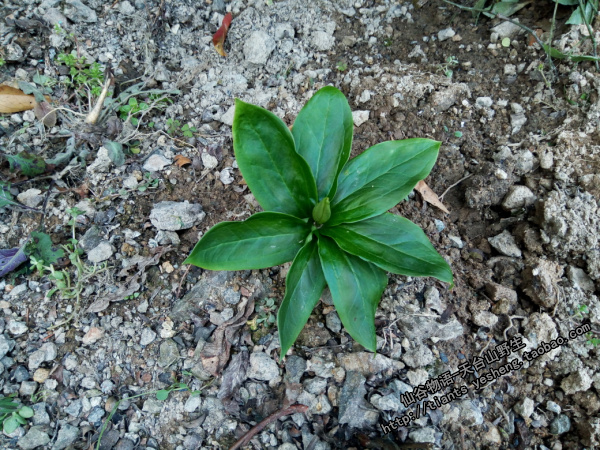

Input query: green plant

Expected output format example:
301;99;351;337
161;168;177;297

119;97;149;126
56;52;105;97
185;87;453;359
336;61;348;72
438;56;459;78
166;118;197;137
248;297;277;330
0;395;34;433
0;57;5;67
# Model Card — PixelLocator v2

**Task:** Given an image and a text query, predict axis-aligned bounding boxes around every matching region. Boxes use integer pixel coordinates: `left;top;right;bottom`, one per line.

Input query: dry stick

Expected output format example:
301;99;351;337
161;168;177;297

229;404;309;450
439;174;473;201
85;70;114;125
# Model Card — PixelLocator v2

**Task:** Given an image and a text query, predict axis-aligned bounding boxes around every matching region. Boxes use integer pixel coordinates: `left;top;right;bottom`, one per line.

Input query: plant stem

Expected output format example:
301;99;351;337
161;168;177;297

578;0;600;71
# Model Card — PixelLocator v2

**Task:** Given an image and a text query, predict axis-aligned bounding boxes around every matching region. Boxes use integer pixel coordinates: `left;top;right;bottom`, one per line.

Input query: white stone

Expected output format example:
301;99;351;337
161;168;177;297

201;153;218;170
143;154;171;172
438;28;455;41
502;185;536;211
311;31;335;51
243;31;275;65
352;110;370;127
87;241;113;263
219;105;235;126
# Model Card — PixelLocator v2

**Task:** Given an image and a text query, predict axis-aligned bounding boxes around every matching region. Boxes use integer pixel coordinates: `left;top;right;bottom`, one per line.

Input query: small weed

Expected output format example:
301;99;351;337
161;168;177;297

573;304;600;346
166;118;197;138
248;297;277;330
437;56;459;78
0;57;5;67
0;395;34;434
56;52;105;98
138;173;160;192
336;61;348;72
119;97;149;126
123;292;140;301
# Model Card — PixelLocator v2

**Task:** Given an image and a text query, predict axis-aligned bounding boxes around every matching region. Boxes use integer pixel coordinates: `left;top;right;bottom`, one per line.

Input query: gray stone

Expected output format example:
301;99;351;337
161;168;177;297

409;427;436;443
7;320;28;336
449;235;464;248
32;403;50;426
338;371;379;427
370;393;403;411
19;381;38;396
184;395;201;413
488;230;522;258
491;20;523;39
397;315;463;341
87;241;113;263
476;97;494;108
223;288;241;305
219;105;235;127
303;377;327;395
158;339;179;367
143;154;171;172
566;266;595;292
561;370;592;395
17;189;43;208
402;345;434;368
430;83;470;112
80;226;103;252
170;271;232;321
0;335;15;359
510;103;527;134
522;259;563;308
142;398;164;414
87;147;112;174
311;31;335;50
87;406;105;423
43;8;68;27
438;28;455;41
246;352;279;381
64;399;82;417
338;352;404;374
40;343;57;361
52;424;80;450
243;31;275;64
201;153;218;170
473;311;498;328
114;439;135;450
285;355;306;383
5;43;24;61
550;414;571;434
325;312;342;333
424;286;444;314
547;401;561;414
149;201;205;231
18;426;51;449
514;397;534;418
140;328;157;346
352;110;370;127
118;1;135;15
64;0;97;23
155;230;180;245
28;350;46;370
201;396;226;432
502;185;536;211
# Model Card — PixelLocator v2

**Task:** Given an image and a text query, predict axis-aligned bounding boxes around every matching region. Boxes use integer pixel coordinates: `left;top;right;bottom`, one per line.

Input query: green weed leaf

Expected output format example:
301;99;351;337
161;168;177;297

3;415;19;433
185;212;311;270
330;139;440;225
0;182;14;208
6;152;46;176
322;213;453;284
233;99;318;218
17;406;34;419
278;237;326;359
104;141;125;167
156;390;169;401
292;86;353;200
318;236;387;352
27;232;64;265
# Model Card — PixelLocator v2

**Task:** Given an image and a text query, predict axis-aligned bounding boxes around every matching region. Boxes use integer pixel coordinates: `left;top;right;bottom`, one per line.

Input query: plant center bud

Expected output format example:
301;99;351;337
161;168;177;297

312;197;331;224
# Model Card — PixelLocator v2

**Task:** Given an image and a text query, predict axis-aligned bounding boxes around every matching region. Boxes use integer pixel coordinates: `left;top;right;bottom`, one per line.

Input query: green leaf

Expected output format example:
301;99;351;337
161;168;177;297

27;232;64;265
17;81;46;103
292;86;353;200
554;0;579;4
233;99;318;218
104;141;125;167
6;152;46;176
317;236;387;352
3;415;19;433
566;1;596;25
17;406;34;419
277;237;326;359
184;212;311;270
156;390;169;401
322;213;453;284
330;139;440;226
0;182;14;208
490;1;528;16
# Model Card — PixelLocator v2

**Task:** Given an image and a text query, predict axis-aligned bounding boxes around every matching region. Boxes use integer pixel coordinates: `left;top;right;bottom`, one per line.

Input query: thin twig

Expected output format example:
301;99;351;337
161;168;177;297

230;404;308;450
439;174;473;200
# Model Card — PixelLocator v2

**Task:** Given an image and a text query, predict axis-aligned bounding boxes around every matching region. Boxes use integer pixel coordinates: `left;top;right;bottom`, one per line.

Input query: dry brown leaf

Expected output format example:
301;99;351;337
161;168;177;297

213;13;233;57
0;85;36;113
200;297;255;376
415;180;450;214
174;154;192;167
33;101;57;127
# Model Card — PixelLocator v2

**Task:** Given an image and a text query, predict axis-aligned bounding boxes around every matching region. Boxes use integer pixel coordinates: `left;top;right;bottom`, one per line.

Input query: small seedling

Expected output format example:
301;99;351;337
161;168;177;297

119;97;149;126
0;395;34;434
166;118;197;138
0;57;5;67
248;297;277;331
438;56;459;78
56;52;105;98
185;86;452;359
336;61;348;72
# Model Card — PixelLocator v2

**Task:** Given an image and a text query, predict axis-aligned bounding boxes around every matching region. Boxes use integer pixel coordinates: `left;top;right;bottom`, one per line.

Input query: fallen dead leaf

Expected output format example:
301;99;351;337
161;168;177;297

200;297;255;376
414;180;450;214
213;12;233;57
174;154;192;167
33;101;57;127
0;85;37;113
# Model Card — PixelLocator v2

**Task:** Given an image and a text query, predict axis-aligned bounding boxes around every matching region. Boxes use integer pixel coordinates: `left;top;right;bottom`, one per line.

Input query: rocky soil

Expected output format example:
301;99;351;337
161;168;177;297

1;0;600;449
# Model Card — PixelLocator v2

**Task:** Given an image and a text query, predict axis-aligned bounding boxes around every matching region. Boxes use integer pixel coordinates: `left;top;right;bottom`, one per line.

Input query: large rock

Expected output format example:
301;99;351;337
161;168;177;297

149;201;205;231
